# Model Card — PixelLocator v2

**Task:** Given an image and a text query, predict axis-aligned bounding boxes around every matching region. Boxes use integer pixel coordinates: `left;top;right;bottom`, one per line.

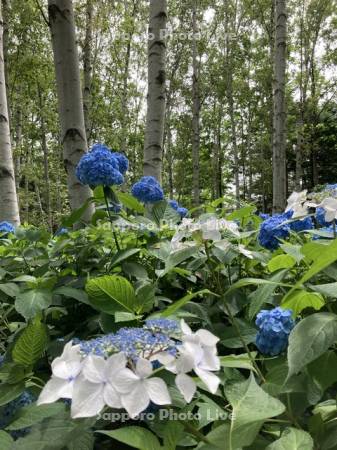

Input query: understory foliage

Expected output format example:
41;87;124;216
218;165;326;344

0;164;337;449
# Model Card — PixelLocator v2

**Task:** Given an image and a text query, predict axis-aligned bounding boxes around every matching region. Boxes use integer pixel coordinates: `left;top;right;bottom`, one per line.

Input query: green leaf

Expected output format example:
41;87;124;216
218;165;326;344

12;318;48;366
220;353;257;372
15;289;52;319
248;270;287;320
268;254;296;273
61;199;93;227
266;428;314;450
226;374;285;449
281;290;325;315
0;382;25;406
227;205;256;220
86;275;137;314
162;421;184;450
224;278;292;299
310;282;337;298
307;351;337;401
148;200;181;226
0;431;14;450
279;243;304;263
287;313;337;377
0;283;20;297
53;287;89;305
161;246;199;276
6;403;66;431
117;192;145;213
110;248;141;268
67;432;94;450
160;289;214;317
282;238;337;302
98;427;161;450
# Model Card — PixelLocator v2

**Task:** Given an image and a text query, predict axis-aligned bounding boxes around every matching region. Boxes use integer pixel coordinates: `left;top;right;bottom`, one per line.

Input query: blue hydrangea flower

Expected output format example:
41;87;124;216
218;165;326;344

76;143;124;187
177;207;188;218
169;200;179;210
55;227;68;236
289;216;313;232
259;213;270;220
145;319;180;335
316;207;331;226
0;222;15;234
313;226;334;240
112;152;129;174
131;176;164;203
255;307;295;356
258;214;290;250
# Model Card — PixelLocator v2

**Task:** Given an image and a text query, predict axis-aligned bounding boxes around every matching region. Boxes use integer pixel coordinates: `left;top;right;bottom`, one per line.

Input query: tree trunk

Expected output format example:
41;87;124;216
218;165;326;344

1;0;9;116
14;104;21;195
143;0;167;183
272;0;287;213
48;0;94;222
83;0;93;144
0;3;20;225
191;0;200;206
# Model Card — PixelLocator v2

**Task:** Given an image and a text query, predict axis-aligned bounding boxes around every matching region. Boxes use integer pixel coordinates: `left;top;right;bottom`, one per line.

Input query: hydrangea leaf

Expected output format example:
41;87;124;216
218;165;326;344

148;200;181;226
281;290;325;315
86;275;137;314
12;317;48;367
225;374;285;449
0;382;25;406
287;313;337;377
0;431;14;450
117;192;145;213
98;427;161;450
268;254;296;273
15;289;53;320
266;428;314;450
6;403;66;431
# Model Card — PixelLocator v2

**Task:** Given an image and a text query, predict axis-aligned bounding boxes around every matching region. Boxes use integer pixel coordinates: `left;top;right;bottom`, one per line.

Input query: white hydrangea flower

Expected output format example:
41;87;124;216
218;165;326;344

285;190;308;218
318;197;337;223
37;342;82;406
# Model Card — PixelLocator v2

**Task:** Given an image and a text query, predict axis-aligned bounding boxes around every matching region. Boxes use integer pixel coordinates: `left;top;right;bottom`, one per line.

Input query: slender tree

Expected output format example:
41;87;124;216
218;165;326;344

48;0;94;222
272;0;287;212
143;0;167;183
191;0;200;206
83;0;93;144
0;2;20;225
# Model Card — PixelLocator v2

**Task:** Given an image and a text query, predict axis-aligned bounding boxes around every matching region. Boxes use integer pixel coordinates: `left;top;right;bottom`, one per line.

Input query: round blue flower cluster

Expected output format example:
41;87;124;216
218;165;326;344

76;143;128;187
131;176;164;204
0;222;15;234
78;321;179;361
288;215;313;233
258;214;290;250
259;213;270;220
255;307;295;356
316;207;331;226
169;200;188;218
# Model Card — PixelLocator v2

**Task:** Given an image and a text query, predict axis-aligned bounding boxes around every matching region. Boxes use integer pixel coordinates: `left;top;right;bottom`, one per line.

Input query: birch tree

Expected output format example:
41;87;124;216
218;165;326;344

83;0;93;144
0;2;20;225
272;0;287;212
191;0;200;206
143;0;167;183
48;0;94;221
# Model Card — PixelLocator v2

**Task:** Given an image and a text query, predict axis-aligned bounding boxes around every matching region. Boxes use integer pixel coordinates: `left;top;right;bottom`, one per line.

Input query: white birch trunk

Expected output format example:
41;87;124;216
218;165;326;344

192;0;200;206
272;0;287;212
83;0;93;144
143;0;167;183
0;3;20;225
48;0;94;222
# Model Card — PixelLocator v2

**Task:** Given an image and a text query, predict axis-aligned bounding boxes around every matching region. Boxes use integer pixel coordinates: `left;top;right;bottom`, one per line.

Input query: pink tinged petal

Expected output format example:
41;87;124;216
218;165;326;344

105;352;127;375
37;377;68;405
71;377;105;419
175;373;196;403
195;329;220;346
121;383;150;418
113;368;140;394
103;383;122;409
136;358;153;378
180;319;192;336
195;368;220;394
82;355;106;383
145;378;171;405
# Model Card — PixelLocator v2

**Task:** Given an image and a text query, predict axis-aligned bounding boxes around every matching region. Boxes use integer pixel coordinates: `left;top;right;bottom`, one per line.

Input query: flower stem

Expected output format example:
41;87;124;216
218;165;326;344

104;190;121;251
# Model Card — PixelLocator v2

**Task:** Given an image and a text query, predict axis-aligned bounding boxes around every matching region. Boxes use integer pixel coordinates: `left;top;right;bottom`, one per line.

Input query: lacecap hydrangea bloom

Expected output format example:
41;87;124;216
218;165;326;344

0;222;15;234
255;307;295;356
76;143;127;187
169;200;189;218
38;319;220;419
131;176;164;203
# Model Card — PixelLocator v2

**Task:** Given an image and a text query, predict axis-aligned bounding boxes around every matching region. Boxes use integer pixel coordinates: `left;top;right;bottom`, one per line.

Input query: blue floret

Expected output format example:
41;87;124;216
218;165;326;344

131;176;164;203
255;307;295;356
0;222;15;234
258;214;290;250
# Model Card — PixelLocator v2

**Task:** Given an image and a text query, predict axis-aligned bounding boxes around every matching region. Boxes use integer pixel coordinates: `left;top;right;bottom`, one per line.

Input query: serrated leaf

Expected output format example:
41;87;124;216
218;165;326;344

268;254;296;273
117;192;145;213
110;248;140;268
287;313;337;377
226;374;285;449
15;289;52;319
266;427;314;450
6;403;66;430
281;290;325;315
53;287;89;305
67;431;94;450
220;353;257;372
98;427;161;450
12;318;48;366
148;200;181;226
86;275;137;314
